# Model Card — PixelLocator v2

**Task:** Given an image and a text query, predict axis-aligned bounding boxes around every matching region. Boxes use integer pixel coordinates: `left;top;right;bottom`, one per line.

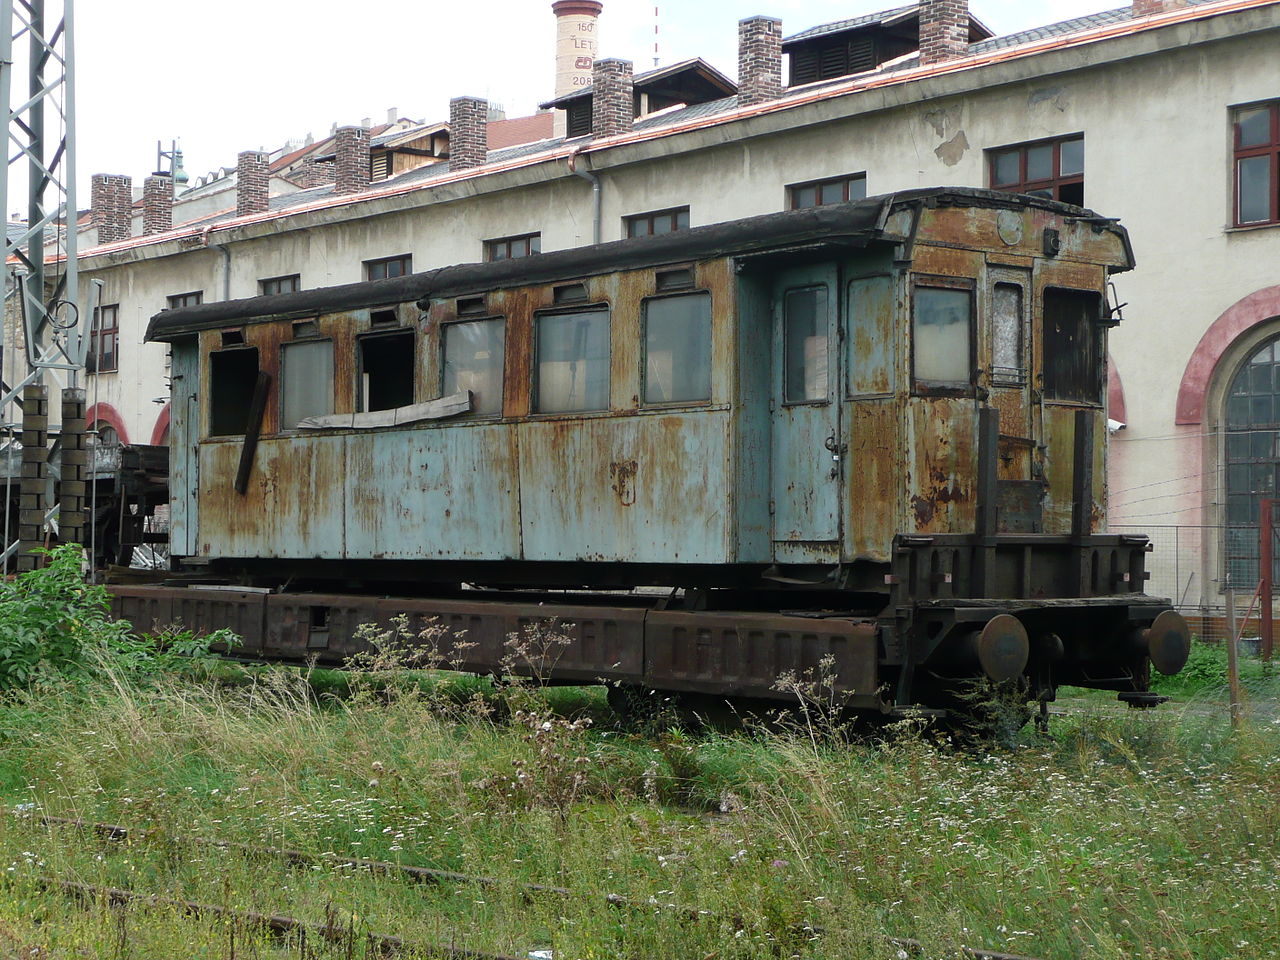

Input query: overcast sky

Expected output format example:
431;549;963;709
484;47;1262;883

48;1;1117;203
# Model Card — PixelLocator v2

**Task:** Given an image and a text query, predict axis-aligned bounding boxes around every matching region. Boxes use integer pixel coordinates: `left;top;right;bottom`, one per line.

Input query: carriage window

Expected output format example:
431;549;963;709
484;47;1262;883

535;308;610;413
1043;288;1102;403
280;339;334;429
992;283;1025;385
913;285;971;386
783;286;829;403
359;330;415;412
443;319;506;416
644;293;711;404
209;348;260;436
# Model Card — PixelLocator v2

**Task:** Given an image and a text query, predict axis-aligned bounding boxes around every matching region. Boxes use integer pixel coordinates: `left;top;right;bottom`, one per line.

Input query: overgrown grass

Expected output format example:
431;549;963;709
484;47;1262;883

0;653;1276;959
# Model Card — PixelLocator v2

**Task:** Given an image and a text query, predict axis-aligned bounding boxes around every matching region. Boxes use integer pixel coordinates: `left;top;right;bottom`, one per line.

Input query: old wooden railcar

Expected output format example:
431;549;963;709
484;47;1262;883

115;188;1189;713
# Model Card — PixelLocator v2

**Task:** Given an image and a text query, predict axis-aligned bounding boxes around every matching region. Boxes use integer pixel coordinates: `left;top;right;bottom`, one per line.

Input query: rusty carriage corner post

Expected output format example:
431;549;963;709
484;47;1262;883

1262;498;1276;662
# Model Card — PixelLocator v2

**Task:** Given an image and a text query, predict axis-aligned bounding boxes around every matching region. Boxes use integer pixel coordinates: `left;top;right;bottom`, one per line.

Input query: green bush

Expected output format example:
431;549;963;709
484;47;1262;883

1150;636;1272;697
0;544;234;689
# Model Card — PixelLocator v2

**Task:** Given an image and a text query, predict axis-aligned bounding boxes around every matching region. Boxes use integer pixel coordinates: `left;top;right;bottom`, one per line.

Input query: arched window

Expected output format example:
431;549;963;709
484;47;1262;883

92;421;119;447
1224;336;1280;586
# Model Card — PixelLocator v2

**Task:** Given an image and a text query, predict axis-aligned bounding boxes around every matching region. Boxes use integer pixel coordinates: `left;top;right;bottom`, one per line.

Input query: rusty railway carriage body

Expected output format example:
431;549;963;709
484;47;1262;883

119;188;1189;712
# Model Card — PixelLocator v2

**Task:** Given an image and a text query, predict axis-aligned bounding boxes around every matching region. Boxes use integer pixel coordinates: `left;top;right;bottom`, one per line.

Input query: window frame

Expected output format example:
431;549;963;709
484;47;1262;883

278;336;336;431
1041;286;1104;406
624;206;690;239
440;316;508;419
1233;100;1280;228
781;283;833;407
167;291;203;310
484;233;541;262
787;173;868;210
640;290;714;408
531;303;612;416
910;276;976;396
363;254;412;282
90;303;120;373
259;274;301;296
988;134;1084;205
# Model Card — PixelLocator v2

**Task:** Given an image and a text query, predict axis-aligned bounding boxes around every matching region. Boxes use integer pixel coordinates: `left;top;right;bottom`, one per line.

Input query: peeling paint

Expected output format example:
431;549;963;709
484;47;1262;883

934;130;970;167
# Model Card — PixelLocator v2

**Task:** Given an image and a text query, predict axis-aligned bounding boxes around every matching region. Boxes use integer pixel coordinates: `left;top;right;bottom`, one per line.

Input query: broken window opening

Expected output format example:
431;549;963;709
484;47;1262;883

443;319;506;416
1043;288;1102;403
280;339;334;429
912;284;972;387
992;283;1026;386
359;330;416;413
783;285;830;404
644;292;712;405
535;308;610;413
209;348;260;437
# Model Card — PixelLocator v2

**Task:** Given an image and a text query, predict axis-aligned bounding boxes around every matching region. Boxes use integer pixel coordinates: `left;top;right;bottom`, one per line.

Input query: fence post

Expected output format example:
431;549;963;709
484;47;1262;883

1262;498;1275;662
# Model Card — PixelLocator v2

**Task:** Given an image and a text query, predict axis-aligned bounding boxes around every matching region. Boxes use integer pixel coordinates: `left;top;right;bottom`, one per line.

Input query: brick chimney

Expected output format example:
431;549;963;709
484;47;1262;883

1132;0;1187;15
142;174;174;235
449;96;489;171
919;0;970;66
91;173;132;244
299;156;334;189
333;125;371;195
592;58;634;139
738;16;782;106
236;150;269;216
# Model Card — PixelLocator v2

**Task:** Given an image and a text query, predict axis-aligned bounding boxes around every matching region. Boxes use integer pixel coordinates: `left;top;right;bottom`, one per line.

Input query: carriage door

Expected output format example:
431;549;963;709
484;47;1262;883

987;267;1041;532
771;266;841;560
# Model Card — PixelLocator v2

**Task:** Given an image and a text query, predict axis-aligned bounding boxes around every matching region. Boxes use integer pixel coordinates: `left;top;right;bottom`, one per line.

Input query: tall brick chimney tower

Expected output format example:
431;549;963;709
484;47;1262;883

591;58;633;139
552;0;603;138
738;16;782;107
236;150;269;216
142;174;174;235
91;173;132;244
919;0;970;66
449;97;489;171
333;126;371;196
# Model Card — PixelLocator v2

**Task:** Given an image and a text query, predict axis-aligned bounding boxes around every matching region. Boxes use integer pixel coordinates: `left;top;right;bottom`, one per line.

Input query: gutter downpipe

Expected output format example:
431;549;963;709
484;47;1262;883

202;225;231;301
566;147;601;246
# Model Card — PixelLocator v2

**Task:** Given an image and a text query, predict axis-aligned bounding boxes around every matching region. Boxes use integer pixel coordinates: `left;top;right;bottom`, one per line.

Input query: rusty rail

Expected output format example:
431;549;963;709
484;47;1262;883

20;812;1048;960
27;875;523;960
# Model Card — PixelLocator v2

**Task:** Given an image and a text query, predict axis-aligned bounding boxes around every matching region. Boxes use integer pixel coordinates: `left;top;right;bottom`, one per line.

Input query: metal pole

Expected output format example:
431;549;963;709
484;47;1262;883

26;0;45;382
1262;498;1274;662
1226;582;1243;730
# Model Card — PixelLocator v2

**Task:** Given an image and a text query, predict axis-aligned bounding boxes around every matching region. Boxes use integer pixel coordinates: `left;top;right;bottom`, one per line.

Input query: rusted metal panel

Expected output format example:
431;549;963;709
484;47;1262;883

846;273;896;396
197;436;348;558
110;586;268;651
518;411;732;563
1041;406;1105;534
644;611;878;703
169;342;200;556
911;243;983;279
845;399;899;562
344;423;521;560
905;398;976;534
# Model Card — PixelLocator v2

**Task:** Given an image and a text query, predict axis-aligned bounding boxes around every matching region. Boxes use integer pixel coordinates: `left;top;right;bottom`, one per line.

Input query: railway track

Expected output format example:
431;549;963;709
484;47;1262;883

16;811;1049;960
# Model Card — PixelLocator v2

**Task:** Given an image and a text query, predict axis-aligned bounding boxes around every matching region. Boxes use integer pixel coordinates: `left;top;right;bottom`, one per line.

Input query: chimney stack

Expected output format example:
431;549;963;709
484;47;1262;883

90;173;132;244
236;150;269;216
299;156;334;189
1132;0;1187;15
919;0;970;66
449;96;489;171
551;0;603;137
737;16;783;107
142;174;174;235
591;58;633;139
333;125;371;195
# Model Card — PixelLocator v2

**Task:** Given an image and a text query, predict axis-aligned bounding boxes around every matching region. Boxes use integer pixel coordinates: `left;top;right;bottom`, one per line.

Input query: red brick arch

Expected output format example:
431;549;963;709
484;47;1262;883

1176;286;1280;425
84;402;129;444
150;403;171;445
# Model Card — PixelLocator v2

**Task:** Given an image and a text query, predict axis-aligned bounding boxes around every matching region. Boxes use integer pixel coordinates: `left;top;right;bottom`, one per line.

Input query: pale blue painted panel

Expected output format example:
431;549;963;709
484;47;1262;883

343;423;521;560
519;412;731;564
168;341;200;557
197;435;348;558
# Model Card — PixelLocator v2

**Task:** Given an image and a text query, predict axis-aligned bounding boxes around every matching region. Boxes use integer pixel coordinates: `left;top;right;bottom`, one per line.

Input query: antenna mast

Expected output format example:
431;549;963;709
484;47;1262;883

653;5;660;67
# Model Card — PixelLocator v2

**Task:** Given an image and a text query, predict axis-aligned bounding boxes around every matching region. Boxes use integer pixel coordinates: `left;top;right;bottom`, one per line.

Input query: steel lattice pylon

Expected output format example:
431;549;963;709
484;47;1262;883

0;0;79;409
